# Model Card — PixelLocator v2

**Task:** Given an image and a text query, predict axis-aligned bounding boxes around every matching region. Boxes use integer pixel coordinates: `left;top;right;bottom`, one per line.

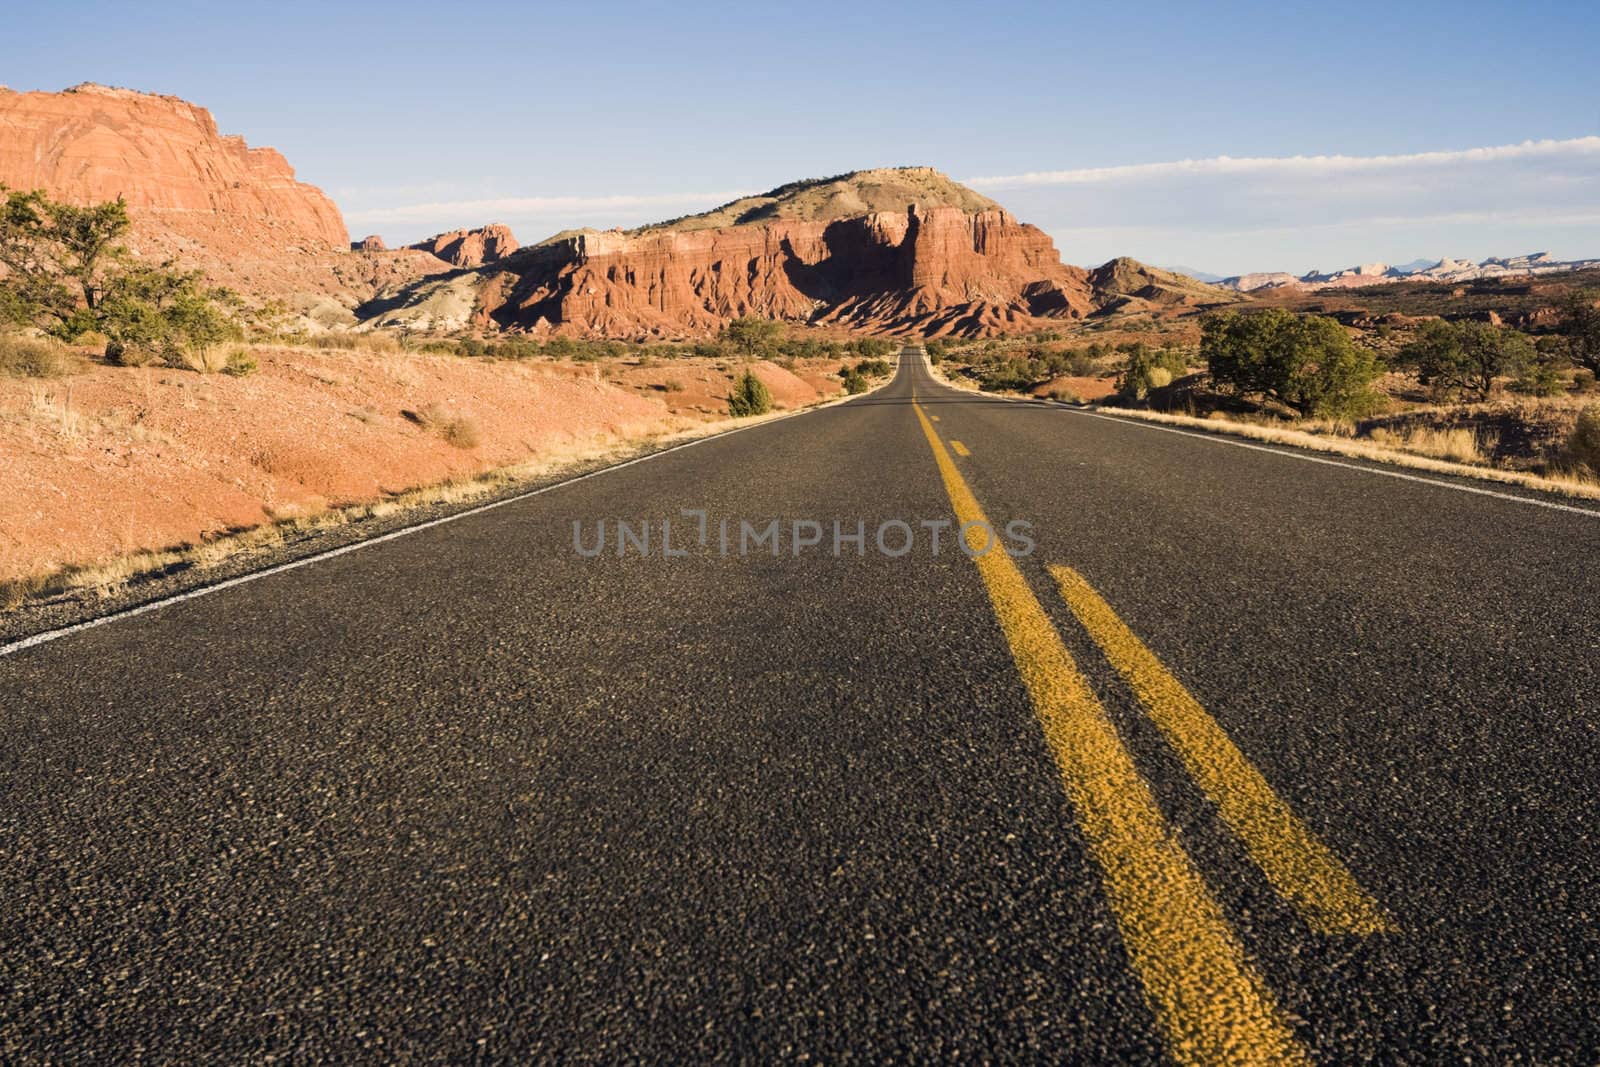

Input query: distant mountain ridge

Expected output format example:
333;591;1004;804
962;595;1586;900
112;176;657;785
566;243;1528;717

368;168;1238;338
1214;252;1600;293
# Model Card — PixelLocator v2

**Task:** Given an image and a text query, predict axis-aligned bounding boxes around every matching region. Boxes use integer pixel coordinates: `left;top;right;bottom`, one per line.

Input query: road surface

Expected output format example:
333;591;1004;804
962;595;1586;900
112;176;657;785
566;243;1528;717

3;349;1598;1062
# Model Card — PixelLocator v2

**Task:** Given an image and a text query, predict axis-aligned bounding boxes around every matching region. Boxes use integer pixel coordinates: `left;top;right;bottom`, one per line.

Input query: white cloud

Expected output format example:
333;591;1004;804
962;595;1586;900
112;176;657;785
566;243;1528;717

345;190;753;232
967;137;1600;274
964;137;1600;188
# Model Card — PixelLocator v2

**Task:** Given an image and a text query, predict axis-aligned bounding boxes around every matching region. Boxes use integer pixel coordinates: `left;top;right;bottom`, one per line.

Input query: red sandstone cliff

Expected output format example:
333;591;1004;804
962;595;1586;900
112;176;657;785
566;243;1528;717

430;169;1096;338
0;83;346;250
409;224;519;268
0;83;448;306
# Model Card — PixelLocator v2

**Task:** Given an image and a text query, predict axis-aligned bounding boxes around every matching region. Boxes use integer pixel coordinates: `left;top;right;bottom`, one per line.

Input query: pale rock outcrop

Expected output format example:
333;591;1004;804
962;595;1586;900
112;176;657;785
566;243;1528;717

409;224;519;268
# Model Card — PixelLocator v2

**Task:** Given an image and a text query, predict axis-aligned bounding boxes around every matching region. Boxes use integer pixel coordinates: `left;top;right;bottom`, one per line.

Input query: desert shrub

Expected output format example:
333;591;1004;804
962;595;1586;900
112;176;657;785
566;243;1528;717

0;186;130;332
722;317;784;359
406;404;482;448
843;370;868;394
440;415;481;449
543;336;578;359
1066;350;1098;377
1117;344;1188;401
849;337;895;359
1398;319;1535;400
1509;361;1564;397
1568;405;1600;474
222;348;258;377
854;358;892;377
727;370;772;416
925;339;948;364
975;358;1038;392
0;333;80;378
2;187;243;367
1574;368;1596;394
105;271;239;369
1203;309;1384;418
1561;290;1600;375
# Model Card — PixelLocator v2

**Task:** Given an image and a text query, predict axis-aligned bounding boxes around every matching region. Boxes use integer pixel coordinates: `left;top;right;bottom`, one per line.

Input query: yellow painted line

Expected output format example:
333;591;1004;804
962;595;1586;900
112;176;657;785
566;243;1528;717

911;400;1308;1066
950;439;971;457
1050;566;1389;937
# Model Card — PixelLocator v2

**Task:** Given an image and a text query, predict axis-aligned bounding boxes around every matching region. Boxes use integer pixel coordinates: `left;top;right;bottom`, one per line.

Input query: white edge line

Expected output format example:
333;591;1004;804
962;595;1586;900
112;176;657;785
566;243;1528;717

0;369;899;660
1062;404;1600;518
919;358;1600;519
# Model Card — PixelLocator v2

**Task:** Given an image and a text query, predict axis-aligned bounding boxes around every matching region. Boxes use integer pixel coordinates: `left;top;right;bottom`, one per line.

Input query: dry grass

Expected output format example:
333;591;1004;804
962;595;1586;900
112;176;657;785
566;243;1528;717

404;403;483;449
1569;405;1600;474
1367;425;1499;465
25;385;84;441
1094;405;1600;501
0;334;82;379
274;332;405;355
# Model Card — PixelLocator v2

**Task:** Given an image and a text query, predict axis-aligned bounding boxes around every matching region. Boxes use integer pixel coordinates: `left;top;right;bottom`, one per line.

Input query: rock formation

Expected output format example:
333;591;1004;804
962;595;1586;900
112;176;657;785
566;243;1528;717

0;83;346;250
0;83;448;308
374;169;1113;338
1088;257;1240;314
352;234;388;252
1219;251;1600;293
409;224;520;268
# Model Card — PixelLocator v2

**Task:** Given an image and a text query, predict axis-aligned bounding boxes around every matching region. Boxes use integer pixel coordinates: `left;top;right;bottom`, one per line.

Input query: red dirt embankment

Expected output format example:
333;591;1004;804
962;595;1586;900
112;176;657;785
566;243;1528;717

0;346;845;583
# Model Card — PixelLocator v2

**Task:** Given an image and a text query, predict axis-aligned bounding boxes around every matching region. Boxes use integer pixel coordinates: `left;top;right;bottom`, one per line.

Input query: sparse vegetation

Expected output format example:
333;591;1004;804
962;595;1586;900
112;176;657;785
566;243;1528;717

1;186;241;367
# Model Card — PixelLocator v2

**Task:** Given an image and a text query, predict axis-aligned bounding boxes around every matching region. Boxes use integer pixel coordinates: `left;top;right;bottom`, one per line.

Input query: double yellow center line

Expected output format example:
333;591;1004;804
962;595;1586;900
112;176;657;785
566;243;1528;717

911;395;1386;1064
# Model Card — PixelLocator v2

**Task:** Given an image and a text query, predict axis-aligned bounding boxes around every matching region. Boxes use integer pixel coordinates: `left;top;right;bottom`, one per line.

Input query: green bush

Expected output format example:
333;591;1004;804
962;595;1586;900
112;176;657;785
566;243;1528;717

722;317;784;359
222;348;258;377
1509;362;1564;397
97;265;240;369
2;187;241;368
1203;309;1384;418
849;337;895;359
1561;290;1600;375
925;339;948;364
843;371;868;394
727;370;772;416
1398;318;1535;399
1117;344;1188;401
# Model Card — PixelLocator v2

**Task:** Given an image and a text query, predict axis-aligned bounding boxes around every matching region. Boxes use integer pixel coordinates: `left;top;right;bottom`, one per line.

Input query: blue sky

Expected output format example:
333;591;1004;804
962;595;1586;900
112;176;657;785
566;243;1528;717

4;0;1597;274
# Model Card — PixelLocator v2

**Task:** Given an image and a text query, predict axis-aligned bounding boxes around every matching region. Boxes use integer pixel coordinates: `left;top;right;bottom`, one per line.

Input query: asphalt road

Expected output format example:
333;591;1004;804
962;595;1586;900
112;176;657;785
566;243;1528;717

3;349;1598;1063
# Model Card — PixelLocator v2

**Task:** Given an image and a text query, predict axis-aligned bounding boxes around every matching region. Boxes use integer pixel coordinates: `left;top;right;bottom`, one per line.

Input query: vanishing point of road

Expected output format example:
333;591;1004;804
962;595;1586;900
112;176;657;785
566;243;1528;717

3;350;1598;1062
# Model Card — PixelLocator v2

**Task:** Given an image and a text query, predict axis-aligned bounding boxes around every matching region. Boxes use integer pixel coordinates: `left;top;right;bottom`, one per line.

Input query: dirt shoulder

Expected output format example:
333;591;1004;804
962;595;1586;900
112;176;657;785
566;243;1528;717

0;343;864;619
